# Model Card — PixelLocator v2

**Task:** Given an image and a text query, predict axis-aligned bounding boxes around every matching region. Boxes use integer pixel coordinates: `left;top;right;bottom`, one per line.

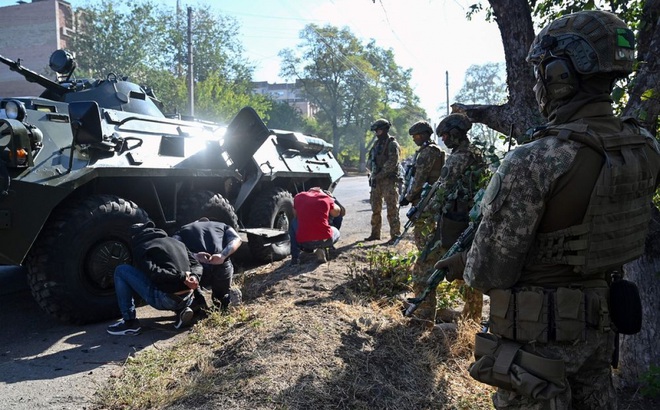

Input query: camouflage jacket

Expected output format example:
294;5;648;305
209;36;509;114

432;140;485;220
405;141;445;203
465;113;660;293
368;135;401;181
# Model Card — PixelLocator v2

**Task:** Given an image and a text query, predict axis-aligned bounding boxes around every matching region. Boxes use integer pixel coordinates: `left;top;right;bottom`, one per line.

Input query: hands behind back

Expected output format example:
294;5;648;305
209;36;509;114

184;271;199;290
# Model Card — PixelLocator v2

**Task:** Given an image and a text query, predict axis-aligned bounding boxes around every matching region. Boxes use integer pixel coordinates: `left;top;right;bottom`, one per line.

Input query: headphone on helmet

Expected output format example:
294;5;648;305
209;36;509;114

537;57;579;101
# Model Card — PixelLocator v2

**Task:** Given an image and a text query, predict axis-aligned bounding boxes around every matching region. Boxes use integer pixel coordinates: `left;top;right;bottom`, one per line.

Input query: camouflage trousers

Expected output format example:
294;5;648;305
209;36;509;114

412;213;435;250
411;256;437;323
491;329;616;410
369;179;401;239
413;242;484;323
409;214;440;322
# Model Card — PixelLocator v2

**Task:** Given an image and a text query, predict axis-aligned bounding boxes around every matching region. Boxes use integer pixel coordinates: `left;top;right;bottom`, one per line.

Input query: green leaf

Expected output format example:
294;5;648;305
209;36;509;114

641;89;656;101
611;86;625;103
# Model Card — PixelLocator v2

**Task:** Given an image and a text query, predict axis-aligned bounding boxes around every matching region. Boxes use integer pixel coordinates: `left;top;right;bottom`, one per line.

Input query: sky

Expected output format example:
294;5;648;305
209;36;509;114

1;0;506;121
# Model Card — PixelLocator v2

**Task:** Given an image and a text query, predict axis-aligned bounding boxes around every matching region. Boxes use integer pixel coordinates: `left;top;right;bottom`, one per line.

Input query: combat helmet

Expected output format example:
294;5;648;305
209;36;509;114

527;10;634;78
436;113;471;149
526;10;634;112
370;118;391;131
408;120;433;136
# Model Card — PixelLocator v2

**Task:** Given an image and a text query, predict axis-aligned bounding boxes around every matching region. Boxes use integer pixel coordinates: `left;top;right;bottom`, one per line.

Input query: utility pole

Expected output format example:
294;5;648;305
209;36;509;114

445;70;449;116
187;6;194;117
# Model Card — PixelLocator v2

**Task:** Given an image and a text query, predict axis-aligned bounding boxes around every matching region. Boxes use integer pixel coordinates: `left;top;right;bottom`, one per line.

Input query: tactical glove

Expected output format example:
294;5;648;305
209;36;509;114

434;251;467;282
399;198;410;207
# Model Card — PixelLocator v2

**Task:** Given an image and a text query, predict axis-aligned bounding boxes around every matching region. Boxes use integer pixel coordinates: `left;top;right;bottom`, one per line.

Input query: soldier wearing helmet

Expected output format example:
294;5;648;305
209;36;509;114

401;121;445;210
365;118;401;243
410;113;486;324
435;11;660;409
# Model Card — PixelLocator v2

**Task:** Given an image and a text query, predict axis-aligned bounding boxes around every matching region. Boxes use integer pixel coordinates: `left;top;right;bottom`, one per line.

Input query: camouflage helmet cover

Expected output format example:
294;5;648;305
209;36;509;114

370;118;391;131
436;113;472;136
408;120;433;136
436;113;472;149
526;10;634;78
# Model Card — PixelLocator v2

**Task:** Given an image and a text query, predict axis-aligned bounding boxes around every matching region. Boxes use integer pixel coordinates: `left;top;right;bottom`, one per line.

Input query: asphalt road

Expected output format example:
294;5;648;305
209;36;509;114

0;175;408;409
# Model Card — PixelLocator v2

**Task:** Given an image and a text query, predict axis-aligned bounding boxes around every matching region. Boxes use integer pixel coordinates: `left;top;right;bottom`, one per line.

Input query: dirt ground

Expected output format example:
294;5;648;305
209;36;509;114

158;241;660;410
94;177;660;409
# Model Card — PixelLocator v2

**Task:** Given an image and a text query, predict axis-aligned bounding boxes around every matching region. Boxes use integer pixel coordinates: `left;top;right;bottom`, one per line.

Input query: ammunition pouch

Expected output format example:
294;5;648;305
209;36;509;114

469;333;567;399
610;278;642;334
489;286;609;343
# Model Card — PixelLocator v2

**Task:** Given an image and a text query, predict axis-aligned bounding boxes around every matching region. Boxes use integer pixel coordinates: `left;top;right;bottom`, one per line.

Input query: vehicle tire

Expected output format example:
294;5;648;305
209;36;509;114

176;190;238;229
25;195;149;324
247;187;294;262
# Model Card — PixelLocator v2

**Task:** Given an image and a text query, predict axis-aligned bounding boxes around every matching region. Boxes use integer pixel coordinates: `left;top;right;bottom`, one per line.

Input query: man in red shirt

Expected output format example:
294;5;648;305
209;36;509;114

290;187;342;265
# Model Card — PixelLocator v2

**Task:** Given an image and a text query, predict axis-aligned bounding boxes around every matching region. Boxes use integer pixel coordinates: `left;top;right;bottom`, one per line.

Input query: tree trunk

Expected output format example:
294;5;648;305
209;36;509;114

358;135;367;173
623;0;659;137
453;0;541;141
619;206;660;387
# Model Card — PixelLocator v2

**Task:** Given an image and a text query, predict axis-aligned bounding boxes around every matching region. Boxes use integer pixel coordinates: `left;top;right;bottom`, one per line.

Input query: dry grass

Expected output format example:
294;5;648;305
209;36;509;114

93;246;496;410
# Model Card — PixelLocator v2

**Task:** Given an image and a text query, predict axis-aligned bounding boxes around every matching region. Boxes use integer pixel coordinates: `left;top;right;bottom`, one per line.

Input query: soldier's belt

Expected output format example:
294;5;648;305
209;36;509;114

488;286;610;343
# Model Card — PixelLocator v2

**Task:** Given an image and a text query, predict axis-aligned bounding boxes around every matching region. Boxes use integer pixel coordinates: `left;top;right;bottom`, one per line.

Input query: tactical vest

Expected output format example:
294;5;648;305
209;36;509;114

423;143;444;182
441;146;485;247
409;142;443;183
531;119;660;277
374;136;396;169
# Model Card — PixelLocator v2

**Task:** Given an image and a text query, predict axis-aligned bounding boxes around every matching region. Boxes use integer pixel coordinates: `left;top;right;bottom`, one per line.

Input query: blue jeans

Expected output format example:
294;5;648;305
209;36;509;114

114;264;191;321
289;218;340;260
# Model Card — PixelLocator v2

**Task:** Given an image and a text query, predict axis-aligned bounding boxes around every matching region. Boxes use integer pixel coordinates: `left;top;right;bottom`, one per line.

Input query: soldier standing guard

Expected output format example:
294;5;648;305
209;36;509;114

410;113;486;324
435;10;660;409
365;118;402;244
400;120;445;249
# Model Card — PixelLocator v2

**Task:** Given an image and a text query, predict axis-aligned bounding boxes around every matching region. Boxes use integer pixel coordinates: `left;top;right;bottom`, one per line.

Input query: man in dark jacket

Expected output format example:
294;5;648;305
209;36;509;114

173;217;242;311
107;221;203;336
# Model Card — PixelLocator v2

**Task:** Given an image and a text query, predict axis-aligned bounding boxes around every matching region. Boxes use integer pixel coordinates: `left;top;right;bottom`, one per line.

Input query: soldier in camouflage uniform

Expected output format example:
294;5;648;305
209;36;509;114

399;120;445;249
365;118;402;243
435;11;660;409
411;113;485;324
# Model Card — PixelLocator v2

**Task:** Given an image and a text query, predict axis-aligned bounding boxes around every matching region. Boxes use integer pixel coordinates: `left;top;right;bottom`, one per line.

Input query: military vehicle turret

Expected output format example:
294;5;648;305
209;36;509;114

0;49;343;324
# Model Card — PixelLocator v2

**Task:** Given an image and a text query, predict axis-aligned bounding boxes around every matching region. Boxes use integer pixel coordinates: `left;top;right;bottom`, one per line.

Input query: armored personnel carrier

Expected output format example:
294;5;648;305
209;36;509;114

0;50;343;324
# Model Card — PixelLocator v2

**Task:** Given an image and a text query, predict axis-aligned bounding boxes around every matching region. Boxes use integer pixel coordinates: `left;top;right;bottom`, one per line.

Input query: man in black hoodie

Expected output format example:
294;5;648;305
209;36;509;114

107;221;203;336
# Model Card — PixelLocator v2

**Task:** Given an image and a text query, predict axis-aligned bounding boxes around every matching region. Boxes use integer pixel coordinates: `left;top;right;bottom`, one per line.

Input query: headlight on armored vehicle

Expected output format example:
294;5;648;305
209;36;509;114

4;100;26;121
0;119;34;168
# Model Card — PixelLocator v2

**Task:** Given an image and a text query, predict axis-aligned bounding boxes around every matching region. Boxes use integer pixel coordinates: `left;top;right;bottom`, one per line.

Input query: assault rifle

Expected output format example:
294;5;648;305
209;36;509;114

391;179;441;246
398;162;415;204
403;189;485;317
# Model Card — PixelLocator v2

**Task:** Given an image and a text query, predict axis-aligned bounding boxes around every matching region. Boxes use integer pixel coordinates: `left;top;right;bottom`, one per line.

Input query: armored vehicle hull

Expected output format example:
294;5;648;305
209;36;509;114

0;50;343;324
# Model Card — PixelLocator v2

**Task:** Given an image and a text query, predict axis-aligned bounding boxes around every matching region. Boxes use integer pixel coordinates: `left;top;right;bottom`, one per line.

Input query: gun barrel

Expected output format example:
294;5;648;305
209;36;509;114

0;53;68;95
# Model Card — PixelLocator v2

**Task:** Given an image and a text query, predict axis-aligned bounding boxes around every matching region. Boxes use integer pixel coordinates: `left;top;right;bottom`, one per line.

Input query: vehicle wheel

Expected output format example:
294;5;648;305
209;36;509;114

247;187;294;262
25;195;149;324
177;190;238;229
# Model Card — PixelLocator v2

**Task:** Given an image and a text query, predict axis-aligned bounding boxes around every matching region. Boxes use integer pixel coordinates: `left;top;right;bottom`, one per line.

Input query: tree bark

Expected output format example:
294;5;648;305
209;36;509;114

623;0;660;137
453;0;541;140
619;207;660;387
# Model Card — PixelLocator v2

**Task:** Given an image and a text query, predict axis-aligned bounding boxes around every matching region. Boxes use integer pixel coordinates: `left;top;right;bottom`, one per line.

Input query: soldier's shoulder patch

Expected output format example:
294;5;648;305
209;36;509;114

483;171;501;205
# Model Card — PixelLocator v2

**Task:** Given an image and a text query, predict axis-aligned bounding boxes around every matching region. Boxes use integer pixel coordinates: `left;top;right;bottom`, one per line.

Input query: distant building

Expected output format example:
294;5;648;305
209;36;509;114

251;80;318;119
0;0;74;97
1;0;318;121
